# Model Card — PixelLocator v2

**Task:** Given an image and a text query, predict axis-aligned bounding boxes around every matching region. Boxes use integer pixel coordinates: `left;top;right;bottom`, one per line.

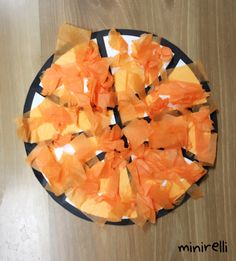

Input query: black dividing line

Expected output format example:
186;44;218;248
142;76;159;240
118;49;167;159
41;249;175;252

165;54;181;70
121;135;129;148
24;142;37;155
211;111;218;133
97;152;106;161
113;105;123;129
143;116;151;123
145;86;151;94
181;148;196;161
94;32;108;57
201;81;211;92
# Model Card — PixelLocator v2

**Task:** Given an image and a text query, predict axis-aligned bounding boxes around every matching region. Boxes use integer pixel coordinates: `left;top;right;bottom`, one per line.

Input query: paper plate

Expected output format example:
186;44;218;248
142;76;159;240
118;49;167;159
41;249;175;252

23;29;218;225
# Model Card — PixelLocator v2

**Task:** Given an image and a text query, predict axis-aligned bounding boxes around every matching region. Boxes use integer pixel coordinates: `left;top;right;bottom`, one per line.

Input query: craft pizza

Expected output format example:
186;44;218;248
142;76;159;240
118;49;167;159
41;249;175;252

16;24;217;226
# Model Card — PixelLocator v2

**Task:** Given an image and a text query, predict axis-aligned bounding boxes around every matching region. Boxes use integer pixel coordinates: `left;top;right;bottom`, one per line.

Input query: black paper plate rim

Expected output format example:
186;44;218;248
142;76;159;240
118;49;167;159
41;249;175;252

23;29;217;225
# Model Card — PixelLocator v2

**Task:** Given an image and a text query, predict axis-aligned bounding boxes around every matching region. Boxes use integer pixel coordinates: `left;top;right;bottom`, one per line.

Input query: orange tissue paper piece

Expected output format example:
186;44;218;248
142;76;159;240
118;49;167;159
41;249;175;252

122;119;152;149
108;28;128;53
149;114;188;149
155;80;208;108
187;106;217;165
131;33;172;85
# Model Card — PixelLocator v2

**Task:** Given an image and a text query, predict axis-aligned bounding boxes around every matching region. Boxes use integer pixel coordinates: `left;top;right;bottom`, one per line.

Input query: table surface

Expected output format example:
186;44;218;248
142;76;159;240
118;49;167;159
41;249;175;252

0;0;236;260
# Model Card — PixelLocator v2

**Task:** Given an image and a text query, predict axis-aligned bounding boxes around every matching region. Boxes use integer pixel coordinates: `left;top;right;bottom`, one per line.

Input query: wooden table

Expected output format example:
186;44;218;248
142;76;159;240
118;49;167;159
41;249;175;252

0;0;235;260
